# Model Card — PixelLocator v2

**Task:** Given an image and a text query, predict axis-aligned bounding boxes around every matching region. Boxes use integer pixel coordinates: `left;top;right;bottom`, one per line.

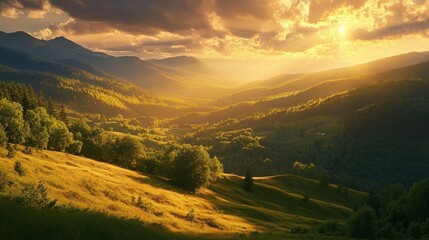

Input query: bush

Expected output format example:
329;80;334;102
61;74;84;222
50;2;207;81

186;208;196;222
6;143;16;158
317;221;346;236
14;161;26;176
0;170;13;191
348;205;377;238
16;181;57;208
132;196;152;212
23;146;32;154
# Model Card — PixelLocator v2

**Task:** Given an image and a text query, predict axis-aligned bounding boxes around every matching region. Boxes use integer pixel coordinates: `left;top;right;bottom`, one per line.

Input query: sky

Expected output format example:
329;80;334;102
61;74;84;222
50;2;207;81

1;0;429;68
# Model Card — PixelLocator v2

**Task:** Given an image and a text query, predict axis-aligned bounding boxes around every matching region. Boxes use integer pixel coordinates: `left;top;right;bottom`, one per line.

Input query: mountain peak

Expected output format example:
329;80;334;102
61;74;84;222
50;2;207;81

8;31;34;40
149;55;205;68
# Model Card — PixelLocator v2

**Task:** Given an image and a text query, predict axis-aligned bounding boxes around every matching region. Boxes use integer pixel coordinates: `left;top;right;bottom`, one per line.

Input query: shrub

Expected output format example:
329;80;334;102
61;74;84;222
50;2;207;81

14;161;26;176
0;170;13;191
16;181;57;208
186;208;196;222
23;146;32;154
6;143;16;158
318;221;346;236
132;196;152;212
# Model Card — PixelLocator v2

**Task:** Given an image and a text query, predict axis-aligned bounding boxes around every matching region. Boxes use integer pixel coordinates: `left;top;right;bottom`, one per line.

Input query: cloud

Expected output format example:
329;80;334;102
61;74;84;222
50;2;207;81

48;0;215;36
4;0;429;58
352;18;429;40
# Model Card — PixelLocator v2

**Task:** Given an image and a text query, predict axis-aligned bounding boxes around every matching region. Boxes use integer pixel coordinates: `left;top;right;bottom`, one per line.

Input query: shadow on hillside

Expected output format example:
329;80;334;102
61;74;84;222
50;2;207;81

126;173;190;195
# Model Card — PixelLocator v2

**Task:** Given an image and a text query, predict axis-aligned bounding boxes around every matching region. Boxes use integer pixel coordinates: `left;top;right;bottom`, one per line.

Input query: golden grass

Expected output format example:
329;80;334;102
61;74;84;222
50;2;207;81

0;147;366;235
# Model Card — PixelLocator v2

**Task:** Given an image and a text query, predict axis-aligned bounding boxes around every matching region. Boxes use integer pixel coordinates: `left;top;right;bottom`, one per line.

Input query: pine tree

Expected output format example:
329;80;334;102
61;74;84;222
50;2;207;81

38;92;46;108
59;104;68;124
47;98;57;118
243;167;254;192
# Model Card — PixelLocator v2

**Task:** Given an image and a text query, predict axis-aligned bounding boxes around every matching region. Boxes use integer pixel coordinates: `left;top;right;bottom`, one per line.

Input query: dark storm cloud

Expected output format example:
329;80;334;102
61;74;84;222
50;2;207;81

214;0;274;20
352;19;429;40
49;0;214;35
0;0;47;12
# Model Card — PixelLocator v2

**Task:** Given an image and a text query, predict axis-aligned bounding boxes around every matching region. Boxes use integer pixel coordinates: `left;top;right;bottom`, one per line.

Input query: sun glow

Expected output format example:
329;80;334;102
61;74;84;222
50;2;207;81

338;25;346;35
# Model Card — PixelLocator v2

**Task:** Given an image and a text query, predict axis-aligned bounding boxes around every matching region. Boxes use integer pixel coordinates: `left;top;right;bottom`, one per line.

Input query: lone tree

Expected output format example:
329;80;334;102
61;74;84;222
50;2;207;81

243;167;254;192
171;144;222;192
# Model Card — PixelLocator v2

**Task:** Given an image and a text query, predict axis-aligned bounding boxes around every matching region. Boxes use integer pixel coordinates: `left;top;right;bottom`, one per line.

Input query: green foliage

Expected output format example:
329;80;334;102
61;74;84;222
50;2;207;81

0;170;12;191
103;135;144;169
0;124;7;146
6;143;16;158
408;221;421;239
67;140;83;155
25;107;75;151
0;98;25;143
16;182;57;209
407;178;429;221
317;221;347;236
14;161;26;176
347;205;376;239
186;128;265;175
243;168;254;192
170;144;222;192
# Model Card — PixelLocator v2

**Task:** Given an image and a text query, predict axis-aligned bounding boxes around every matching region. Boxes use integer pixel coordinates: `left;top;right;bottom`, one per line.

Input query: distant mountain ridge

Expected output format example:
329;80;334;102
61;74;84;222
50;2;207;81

0;31;229;97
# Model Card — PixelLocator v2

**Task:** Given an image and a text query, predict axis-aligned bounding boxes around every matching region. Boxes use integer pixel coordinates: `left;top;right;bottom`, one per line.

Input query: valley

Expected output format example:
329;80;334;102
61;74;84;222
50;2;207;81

0;29;428;239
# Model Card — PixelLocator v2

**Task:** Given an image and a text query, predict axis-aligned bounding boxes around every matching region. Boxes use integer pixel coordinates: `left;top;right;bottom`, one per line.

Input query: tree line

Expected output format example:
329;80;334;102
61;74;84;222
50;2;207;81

0;82;222;192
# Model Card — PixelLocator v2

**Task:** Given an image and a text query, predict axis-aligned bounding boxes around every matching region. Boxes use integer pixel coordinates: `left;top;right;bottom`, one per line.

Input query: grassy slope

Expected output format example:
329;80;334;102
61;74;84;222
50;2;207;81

0;147;366;236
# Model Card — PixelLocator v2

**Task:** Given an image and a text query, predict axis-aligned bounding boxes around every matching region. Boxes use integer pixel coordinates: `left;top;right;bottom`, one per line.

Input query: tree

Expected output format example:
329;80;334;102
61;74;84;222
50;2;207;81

47;98;57;118
25;108;50;149
103;136;144;168
408;221;421;239
0;98;25;143
67;140;83;155
0;124;7;146
348;205;377;239
48;124;74;152
243;167;254;192
170;144;220;192
407;178;429;221
59;104;68;124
